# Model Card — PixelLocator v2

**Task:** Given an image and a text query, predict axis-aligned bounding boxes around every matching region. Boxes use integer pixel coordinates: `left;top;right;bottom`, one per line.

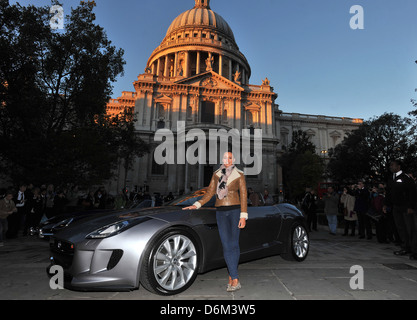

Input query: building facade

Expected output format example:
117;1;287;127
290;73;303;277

106;0;362;196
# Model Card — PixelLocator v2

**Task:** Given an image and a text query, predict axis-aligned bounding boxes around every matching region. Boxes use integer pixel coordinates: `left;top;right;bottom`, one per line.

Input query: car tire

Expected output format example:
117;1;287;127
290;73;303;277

281;221;309;262
140;228;200;296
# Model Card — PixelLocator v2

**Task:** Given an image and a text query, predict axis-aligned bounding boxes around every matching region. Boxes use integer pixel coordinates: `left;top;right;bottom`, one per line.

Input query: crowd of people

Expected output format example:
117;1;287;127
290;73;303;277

301;160;417;260
0;182;186;246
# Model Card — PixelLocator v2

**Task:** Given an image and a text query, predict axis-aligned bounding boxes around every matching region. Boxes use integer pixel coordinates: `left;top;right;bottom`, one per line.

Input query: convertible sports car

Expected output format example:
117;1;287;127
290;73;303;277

36;199;153;239
48;189;310;296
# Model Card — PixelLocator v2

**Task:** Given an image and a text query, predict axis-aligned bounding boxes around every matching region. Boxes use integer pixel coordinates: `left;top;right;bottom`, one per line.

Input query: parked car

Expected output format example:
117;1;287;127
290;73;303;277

48;188;310;295
37;200;153;239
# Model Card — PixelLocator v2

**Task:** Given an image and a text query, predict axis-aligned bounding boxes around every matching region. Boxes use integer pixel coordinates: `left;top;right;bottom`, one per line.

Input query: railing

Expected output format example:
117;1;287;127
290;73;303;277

280;112;363;124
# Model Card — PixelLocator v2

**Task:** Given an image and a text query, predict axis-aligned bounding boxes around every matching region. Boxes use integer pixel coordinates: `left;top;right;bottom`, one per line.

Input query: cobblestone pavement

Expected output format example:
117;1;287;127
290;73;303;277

1;225;416;300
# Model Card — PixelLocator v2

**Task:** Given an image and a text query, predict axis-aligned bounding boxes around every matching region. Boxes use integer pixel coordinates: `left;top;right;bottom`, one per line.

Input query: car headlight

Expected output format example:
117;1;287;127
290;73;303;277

86;220;131;239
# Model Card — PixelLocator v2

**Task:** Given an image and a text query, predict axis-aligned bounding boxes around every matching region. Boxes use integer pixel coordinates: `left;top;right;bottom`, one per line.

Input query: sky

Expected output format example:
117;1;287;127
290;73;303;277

10;0;417;121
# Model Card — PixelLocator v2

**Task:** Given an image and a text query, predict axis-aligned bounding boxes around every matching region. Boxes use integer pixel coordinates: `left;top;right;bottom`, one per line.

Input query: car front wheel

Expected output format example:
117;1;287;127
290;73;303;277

140;229;200;296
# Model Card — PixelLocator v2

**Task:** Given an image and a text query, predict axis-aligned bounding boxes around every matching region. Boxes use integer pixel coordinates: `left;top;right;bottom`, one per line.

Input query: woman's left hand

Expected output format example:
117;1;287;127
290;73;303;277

238;218;246;229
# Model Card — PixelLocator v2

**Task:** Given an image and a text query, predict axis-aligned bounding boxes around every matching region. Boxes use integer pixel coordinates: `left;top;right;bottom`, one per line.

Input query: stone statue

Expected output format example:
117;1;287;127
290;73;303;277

233;70;241;82
205;54;214;71
262;78;270;86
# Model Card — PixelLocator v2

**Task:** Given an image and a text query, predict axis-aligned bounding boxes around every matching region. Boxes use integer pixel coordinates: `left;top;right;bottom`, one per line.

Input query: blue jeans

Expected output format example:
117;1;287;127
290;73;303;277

216;208;241;280
326;215;338;234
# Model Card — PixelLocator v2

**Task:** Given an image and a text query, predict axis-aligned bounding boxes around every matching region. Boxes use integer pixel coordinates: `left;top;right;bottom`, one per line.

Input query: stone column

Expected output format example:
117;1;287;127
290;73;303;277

164;56;169;78
174;52;179;77
219;54;223;76
196;51;201;75
156;58;161;77
185;51;190;78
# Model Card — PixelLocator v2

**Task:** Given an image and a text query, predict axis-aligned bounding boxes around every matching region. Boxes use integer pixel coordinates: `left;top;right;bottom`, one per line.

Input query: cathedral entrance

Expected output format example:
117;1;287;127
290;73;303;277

201;101;215;124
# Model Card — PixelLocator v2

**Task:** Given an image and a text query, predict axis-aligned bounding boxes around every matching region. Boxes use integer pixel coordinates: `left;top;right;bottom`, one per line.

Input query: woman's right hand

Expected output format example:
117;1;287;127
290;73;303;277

182;205;197;210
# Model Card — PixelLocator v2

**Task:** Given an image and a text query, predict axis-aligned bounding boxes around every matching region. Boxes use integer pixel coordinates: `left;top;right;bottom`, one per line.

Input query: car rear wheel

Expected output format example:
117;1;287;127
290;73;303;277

140;229;199;296
282;222;309;262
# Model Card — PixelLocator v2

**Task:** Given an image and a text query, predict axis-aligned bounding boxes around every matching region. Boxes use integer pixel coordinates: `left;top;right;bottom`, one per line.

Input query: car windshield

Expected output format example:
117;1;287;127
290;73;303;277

166;189;216;208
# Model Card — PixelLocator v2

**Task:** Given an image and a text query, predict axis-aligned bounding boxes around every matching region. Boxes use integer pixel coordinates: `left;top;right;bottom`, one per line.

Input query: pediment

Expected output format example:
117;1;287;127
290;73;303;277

243;102;261;112
329;130;342;138
154;94;173;104
174;71;244;91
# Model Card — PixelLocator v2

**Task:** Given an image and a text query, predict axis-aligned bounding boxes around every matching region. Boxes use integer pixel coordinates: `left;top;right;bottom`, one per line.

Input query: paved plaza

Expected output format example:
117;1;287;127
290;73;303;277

1;225;416;301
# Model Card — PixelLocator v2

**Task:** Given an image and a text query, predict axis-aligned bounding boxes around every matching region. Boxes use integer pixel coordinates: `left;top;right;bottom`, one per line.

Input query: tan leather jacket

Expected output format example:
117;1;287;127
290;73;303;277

194;167;248;220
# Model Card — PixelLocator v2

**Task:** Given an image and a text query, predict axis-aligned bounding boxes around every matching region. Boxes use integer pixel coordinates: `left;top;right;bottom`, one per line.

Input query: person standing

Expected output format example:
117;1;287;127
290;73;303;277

263;189;273;206
308;189;318;231
183;152;248;292
340;187;357;236
384;160;416;257
248;187;260;207
323;186;340;235
355;181;372;240
24;187;44;235
6;184;26;238
0;190;17;245
302;187;318;232
407;171;417;260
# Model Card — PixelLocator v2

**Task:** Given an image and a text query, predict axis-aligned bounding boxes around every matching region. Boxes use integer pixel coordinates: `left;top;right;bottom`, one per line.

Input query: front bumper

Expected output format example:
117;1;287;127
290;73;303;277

48;218;167;291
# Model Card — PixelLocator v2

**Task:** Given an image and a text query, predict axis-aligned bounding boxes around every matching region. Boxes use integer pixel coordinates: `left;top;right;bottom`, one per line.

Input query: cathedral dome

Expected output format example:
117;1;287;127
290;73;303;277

146;0;251;83
165;0;236;44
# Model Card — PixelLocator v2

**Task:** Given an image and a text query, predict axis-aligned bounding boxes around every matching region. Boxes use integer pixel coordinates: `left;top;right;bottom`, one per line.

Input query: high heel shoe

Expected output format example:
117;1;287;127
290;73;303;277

227;280;241;292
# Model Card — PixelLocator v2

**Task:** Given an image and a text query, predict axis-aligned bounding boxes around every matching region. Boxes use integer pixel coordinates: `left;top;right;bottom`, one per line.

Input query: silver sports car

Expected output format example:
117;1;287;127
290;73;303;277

48;189;310;296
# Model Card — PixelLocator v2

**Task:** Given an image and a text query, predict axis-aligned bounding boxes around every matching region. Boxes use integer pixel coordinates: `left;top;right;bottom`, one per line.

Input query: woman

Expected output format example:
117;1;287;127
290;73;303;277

340;187;357;236
183;152;248;292
0;190;17;246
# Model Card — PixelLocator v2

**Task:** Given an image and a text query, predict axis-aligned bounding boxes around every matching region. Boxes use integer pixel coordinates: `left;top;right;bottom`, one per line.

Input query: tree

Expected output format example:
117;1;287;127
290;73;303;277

278;130;324;201
328;113;417;184
0;0;148;186
103;109;151;188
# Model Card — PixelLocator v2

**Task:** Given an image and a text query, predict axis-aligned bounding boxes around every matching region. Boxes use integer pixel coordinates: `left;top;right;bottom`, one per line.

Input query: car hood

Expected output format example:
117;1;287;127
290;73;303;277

53;206;183;242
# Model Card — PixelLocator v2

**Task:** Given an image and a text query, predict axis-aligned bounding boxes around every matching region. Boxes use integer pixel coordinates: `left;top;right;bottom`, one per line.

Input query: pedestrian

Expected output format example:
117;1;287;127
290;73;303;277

384;160;417;258
94;187;107;210
340;187;357;236
45;184;55;219
248;187;260;207
6;184;27;238
114;190;127;210
25;187;44;235
66;185;81;213
164;192;175;203
0;190;17;246
308;189;318;231
370;187;387;243
407;171;417;260
263;189;273;206
355;181;372;240
302;187;318;232
53;189;67;216
183;151;248;292
323;186;339;235
82;191;96;210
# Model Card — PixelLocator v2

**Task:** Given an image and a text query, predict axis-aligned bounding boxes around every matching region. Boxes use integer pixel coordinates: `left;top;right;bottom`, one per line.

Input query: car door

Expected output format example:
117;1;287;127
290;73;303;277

240;205;282;252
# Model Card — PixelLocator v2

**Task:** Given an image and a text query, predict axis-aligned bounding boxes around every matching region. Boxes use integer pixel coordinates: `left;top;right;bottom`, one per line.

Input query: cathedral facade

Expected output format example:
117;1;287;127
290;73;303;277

106;0;362;196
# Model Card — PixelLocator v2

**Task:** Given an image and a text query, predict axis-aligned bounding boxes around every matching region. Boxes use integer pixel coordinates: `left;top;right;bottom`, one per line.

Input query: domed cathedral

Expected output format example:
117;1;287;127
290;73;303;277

107;0;362;197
